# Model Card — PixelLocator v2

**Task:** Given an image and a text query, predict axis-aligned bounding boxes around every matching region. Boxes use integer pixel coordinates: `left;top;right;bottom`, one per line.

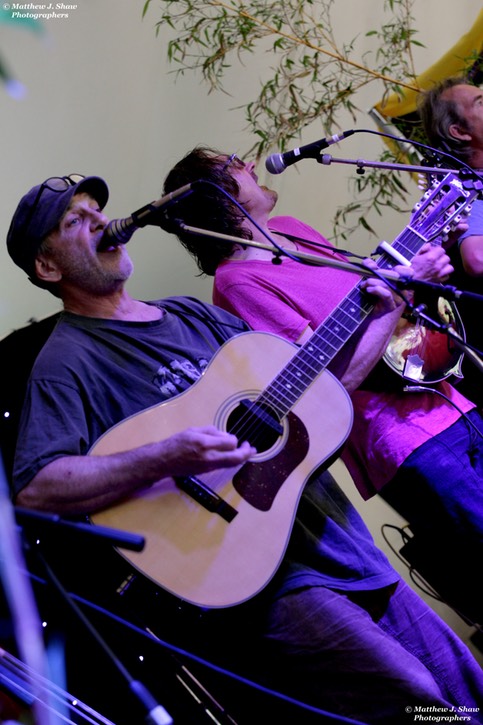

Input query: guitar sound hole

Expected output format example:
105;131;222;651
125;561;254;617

226;399;283;453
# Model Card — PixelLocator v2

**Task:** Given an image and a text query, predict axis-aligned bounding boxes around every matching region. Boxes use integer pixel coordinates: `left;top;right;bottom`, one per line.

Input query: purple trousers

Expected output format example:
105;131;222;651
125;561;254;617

261;580;483;724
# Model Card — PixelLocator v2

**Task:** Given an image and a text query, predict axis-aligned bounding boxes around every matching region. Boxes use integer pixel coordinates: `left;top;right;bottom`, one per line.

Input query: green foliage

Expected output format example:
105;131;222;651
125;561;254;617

332;161;412;241
143;0;424;238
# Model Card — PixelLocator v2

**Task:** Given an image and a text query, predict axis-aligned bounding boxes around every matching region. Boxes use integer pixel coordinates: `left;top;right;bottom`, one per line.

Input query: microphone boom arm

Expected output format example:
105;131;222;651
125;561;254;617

319;154;464;176
104;183;196;245
175;221;400;280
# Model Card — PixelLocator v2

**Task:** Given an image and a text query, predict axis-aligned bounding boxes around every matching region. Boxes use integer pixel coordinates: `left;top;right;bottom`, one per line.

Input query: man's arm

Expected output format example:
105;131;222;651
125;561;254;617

328;243;454;392
328;301;404;393
15;427;255;515
455;197;483;276
459;235;483;276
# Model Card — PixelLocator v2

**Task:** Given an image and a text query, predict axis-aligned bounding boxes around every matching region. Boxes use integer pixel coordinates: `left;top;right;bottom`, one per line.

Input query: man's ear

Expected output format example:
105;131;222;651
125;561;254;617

35;254;62;283
448;122;472;143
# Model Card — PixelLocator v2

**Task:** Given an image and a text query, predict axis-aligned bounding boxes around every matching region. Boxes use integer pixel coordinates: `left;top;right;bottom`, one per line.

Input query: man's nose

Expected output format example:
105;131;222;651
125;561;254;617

91;211;108;230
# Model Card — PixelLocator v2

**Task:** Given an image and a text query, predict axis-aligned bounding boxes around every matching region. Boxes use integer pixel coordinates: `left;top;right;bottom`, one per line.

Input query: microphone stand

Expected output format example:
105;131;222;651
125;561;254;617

15;510;174;724
14;507;145;552
315;154;483;200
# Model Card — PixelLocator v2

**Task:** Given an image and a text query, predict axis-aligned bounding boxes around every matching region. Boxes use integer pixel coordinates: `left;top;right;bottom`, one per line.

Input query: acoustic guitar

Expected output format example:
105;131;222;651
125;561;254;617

90;172;478;609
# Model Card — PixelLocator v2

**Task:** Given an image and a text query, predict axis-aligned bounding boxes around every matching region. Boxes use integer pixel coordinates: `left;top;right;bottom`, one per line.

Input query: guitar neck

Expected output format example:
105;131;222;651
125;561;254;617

258;279;373;419
0;648;115;724
375;221;435;272
257;225;423;418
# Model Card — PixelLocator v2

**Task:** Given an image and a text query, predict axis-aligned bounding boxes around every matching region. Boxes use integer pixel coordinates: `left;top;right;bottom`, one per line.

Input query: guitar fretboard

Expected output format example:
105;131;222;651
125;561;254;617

259;285;372;418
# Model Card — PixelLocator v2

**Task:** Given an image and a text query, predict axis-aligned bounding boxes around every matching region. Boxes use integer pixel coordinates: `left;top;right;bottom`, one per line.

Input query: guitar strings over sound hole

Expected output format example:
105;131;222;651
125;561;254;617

226;399;283;453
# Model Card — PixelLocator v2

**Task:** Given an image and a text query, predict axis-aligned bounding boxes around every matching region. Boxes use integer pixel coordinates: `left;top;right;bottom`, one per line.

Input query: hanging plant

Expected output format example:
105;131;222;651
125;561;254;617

143;0;426;239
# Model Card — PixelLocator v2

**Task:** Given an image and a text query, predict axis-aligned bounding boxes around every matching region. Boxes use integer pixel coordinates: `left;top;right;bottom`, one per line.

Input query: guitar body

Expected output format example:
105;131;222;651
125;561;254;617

90;332;352;609
383;296;465;383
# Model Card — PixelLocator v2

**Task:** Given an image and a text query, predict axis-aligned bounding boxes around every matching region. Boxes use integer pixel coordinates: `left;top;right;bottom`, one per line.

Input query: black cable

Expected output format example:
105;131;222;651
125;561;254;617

380;523;481;627
401;386;483;440
345;128;483;184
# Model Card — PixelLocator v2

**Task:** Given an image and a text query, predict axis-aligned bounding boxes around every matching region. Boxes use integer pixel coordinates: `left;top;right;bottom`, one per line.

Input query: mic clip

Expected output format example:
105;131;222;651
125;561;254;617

158;215;184;234
131;203;166;229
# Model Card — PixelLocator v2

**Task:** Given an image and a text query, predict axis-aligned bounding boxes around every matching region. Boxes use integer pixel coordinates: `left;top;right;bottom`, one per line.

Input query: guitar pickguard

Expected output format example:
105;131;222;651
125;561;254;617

233;411;309;511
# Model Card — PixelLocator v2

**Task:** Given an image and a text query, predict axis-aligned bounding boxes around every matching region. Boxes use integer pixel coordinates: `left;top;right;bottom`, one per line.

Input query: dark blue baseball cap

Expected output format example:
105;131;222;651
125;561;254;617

6;174;109;278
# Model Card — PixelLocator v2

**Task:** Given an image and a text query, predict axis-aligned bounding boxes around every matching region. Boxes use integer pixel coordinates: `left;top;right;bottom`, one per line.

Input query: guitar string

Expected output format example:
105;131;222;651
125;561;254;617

0;649;114;724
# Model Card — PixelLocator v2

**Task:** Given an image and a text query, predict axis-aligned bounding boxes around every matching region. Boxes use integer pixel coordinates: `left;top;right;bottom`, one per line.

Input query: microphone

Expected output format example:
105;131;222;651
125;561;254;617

265;130;355;174
102;182;196;246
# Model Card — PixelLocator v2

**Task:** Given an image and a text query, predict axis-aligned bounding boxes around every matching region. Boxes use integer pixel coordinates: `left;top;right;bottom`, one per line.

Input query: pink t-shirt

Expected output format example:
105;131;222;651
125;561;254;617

213;215;474;498
213;217;358;340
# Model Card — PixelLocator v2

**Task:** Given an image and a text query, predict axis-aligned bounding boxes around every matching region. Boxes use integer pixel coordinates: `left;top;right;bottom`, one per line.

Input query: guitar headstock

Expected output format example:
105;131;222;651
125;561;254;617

410;172;479;245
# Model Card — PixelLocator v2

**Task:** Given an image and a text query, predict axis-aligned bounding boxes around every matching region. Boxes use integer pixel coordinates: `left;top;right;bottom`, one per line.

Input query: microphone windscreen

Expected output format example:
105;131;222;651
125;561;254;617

265;154;285;174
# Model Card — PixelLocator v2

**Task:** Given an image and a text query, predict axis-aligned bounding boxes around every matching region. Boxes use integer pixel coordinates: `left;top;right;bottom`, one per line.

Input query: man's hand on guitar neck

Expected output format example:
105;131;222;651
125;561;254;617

361;258;406;313
407;242;454;283
361;244;453;313
334;245;452;393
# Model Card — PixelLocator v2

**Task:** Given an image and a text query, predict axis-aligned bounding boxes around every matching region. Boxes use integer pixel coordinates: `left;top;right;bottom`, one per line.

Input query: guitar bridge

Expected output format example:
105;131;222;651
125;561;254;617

175;476;238;523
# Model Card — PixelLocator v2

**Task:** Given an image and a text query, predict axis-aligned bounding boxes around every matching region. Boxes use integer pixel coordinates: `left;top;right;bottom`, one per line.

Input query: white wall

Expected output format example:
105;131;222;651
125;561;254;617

1;1;481;660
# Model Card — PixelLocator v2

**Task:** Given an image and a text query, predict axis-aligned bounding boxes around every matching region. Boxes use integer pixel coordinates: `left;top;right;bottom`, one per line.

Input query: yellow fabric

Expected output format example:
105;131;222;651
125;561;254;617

374;9;483;119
